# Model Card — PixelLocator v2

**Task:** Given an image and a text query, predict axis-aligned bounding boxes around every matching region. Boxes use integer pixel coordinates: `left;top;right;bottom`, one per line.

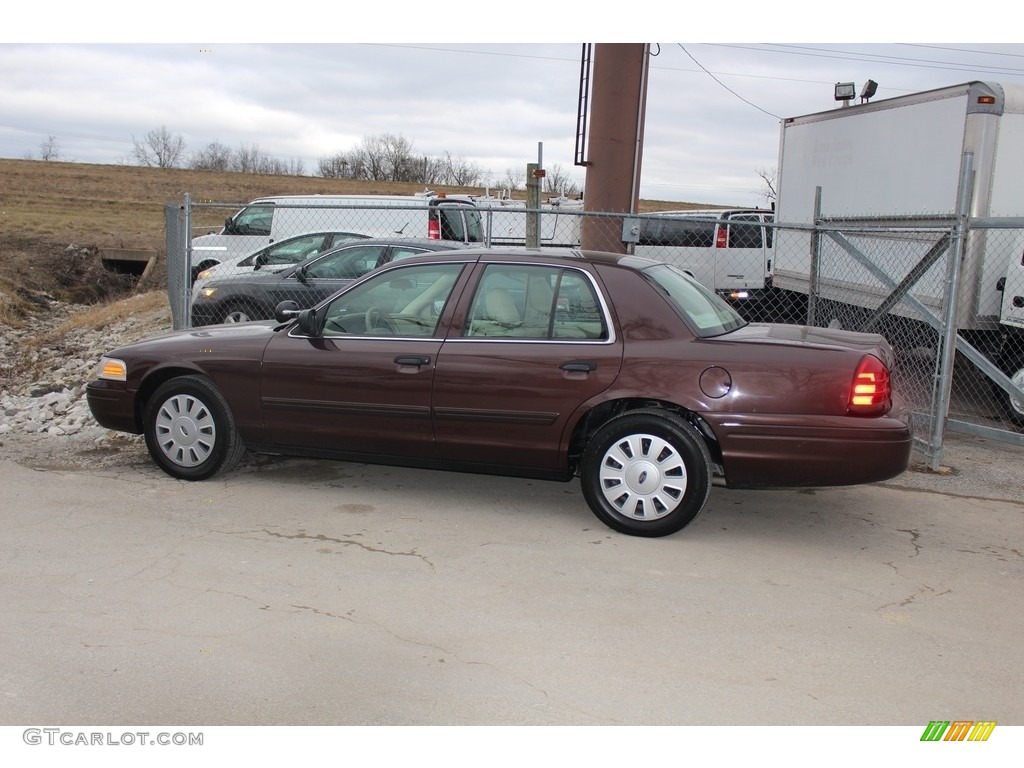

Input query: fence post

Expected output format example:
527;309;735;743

807;186;823;326
182;193;192;329
928;152;974;469
164;194;190;331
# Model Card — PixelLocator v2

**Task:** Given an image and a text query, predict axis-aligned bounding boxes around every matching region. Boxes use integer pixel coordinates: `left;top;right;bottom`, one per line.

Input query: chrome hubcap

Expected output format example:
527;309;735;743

155;394;216;467
598;433;687;521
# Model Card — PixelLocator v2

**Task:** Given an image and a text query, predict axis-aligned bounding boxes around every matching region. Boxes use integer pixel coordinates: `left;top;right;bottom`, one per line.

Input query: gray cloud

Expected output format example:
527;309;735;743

3;41;1023;205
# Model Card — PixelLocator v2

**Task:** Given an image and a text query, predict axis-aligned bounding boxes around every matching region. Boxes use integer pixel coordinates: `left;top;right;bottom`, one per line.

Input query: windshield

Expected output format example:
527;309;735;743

226;204;273;236
642;263;747;337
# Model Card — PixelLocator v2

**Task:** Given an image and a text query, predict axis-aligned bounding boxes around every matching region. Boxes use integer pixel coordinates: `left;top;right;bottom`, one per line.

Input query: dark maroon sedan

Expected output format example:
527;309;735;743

87;249;912;537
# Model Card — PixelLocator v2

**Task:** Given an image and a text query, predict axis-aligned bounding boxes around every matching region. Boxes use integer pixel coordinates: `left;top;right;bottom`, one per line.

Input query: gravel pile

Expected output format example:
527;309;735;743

0;296;172;445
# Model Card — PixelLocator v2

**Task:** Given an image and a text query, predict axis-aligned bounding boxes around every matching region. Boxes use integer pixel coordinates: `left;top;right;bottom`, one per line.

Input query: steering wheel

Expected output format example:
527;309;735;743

364;306;395;334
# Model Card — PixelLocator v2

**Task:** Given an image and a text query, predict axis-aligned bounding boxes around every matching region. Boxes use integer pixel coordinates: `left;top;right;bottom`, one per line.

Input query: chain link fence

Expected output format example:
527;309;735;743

165;197;1024;464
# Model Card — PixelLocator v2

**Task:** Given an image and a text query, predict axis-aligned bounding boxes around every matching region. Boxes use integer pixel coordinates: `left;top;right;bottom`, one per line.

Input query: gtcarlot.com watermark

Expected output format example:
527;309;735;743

23;728;203;747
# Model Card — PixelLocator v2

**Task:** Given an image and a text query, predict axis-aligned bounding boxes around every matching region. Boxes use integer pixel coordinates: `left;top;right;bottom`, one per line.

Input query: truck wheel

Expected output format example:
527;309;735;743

143;376;246;480
580;409;712;537
1000;354;1024;427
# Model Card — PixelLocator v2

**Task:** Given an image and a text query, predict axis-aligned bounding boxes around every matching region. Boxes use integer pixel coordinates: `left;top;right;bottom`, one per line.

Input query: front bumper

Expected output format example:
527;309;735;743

85;380;140;434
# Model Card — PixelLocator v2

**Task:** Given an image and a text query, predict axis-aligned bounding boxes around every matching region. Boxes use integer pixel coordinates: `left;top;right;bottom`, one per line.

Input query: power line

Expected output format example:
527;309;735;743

710;43;1024;79
897;43;1024;61
676;45;781;119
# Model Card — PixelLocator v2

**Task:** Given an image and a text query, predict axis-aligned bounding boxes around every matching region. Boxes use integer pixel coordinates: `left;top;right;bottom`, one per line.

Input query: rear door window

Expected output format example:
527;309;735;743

727;214;765;249
436;204;483;243
464;264;609;340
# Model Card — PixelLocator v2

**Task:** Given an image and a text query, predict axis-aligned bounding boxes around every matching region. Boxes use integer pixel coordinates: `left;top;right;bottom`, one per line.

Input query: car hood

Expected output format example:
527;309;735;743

107;320;281;356
720;322;894;364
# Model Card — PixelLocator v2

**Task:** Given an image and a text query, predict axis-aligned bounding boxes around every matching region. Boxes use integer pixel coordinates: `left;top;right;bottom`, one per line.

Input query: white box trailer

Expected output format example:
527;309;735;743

772;80;1024;422
774;80;1024;331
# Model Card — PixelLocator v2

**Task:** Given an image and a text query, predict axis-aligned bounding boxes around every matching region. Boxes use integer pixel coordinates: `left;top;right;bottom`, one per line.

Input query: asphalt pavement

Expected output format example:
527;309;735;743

0;431;1020;727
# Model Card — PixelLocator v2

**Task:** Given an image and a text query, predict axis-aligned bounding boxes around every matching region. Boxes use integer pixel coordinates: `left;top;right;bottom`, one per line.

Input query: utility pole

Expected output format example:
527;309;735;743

581;43;650;252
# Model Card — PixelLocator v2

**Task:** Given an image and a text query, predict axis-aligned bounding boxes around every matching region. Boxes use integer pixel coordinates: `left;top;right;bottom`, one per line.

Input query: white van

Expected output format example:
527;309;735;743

629;208;775;300
190;192;484;278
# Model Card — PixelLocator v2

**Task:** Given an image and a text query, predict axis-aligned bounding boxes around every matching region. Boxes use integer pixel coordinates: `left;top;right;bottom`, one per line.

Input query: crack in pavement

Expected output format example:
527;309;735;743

261;529;434;568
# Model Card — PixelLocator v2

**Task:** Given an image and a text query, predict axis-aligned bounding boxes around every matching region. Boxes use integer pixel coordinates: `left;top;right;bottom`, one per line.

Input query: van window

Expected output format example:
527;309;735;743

227;204;274;236
437;204;483;243
638;217;715;248
727;214;764;249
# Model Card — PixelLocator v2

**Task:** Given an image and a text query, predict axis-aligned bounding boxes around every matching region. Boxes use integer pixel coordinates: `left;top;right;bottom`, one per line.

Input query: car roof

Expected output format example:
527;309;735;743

319;237;475;248
646;208;773;216
362;246;654;271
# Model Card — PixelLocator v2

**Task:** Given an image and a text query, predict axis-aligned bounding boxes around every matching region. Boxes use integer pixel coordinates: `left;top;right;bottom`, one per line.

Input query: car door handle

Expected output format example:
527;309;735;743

560;360;596;373
394;355;431;367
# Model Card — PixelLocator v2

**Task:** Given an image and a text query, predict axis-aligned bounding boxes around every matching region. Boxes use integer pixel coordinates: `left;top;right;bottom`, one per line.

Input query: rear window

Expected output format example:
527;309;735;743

437;204;484;243
642;264;747;337
727;214;766;249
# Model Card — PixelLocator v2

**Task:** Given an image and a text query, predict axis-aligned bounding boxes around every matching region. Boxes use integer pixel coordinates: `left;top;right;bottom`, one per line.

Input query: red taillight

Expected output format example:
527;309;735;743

715;226;728;248
848;355;891;415
427;216;440;240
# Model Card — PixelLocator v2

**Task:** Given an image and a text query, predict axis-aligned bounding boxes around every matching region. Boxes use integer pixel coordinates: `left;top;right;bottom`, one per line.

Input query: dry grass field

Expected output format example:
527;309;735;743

0;157;703;322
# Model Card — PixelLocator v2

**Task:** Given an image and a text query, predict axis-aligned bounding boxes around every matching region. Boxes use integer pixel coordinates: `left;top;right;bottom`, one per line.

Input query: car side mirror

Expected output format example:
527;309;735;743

254;253;268;270
274;300;300;323
295;308;321;336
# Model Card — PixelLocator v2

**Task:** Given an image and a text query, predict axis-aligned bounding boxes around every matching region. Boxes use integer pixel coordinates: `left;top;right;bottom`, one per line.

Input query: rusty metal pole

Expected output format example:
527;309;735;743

581;43;650;252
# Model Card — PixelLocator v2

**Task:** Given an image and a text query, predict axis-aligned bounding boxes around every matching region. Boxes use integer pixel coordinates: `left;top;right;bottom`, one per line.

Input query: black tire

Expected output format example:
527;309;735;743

219;302;259;324
143;376;246;481
580;409;712;537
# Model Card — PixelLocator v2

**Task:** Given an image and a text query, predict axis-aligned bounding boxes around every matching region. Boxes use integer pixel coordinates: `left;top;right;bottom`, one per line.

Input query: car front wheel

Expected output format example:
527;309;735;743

221;303;258;323
143;376;246;480
581;410;712;537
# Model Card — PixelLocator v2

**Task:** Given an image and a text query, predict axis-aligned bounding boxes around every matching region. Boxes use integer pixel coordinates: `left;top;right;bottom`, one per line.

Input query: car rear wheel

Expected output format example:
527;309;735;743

143;376;246;480
580;410;711;537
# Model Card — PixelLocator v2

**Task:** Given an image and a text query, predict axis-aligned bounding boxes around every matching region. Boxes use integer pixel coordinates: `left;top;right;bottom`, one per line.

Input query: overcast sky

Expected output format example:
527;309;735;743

5;8;1024;206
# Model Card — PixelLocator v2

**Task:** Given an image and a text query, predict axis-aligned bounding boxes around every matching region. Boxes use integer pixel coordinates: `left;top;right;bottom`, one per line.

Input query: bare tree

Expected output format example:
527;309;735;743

345;133;419;182
438;152;482;186
379;133;420;182
318;152;351;178
543;163;583;198
131;126;186;168
39;135;62;162
189;141;233;171
756;167;777;205
502;167;525;192
233;143;269;174
420;156;446;185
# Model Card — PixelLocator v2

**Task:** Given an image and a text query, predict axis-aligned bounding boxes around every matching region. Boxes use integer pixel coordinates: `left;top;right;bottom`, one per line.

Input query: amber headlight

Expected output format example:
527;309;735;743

197;268;214;281
97;356;127;381
200;287;218;298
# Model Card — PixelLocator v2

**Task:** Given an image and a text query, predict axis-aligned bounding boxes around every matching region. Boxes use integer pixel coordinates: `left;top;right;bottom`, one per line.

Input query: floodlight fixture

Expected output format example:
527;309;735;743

860;80;878;101
835;82;856;102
